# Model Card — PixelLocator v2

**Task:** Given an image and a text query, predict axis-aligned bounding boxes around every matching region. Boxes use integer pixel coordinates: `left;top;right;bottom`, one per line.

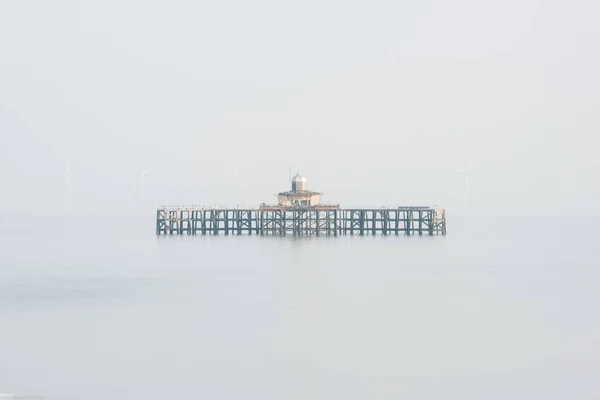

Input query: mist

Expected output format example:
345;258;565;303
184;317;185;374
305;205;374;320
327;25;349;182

1;0;599;217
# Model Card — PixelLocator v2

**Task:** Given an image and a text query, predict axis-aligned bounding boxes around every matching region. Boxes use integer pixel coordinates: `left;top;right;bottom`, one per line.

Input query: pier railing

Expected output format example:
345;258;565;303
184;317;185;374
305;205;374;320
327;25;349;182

156;206;446;236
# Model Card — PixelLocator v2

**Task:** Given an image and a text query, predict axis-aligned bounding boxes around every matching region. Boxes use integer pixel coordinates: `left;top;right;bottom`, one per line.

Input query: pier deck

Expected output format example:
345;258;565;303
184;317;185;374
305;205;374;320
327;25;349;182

156;206;446;236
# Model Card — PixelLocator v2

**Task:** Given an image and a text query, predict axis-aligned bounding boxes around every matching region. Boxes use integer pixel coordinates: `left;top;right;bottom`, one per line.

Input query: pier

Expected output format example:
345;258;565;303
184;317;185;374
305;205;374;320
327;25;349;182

156;206;446;236
155;171;446;236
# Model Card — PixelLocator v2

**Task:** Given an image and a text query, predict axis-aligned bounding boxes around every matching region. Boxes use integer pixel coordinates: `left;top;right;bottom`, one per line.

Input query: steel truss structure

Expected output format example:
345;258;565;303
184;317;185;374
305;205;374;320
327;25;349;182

156;206;446;236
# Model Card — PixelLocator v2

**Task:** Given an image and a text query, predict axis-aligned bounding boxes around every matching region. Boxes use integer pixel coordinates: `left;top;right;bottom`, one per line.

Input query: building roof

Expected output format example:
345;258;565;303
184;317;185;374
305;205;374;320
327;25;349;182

292;171;307;182
278;190;320;196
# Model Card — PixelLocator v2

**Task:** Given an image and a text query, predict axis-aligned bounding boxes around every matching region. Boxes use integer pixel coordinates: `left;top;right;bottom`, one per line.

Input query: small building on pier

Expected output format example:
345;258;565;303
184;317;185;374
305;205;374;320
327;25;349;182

277;171;322;207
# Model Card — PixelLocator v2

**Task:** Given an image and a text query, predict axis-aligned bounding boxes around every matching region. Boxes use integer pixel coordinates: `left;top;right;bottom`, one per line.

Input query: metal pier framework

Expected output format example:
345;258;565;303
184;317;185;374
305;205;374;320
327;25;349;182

156;206;446;236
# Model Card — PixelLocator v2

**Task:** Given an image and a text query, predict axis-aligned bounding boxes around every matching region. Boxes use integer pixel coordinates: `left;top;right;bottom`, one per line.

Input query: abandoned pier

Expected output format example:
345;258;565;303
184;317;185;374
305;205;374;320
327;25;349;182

155;172;446;236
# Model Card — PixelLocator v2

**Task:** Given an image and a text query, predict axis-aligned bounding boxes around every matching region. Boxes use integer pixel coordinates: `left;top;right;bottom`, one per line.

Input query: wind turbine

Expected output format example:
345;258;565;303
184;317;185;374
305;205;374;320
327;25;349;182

456;164;472;199
132;164;152;204
179;174;187;205
139;169;151;203
320;170;325;200
58;163;73;208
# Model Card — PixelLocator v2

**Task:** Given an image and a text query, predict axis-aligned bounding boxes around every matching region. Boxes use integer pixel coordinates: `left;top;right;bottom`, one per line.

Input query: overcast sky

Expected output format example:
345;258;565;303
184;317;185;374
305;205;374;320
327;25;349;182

1;0;599;216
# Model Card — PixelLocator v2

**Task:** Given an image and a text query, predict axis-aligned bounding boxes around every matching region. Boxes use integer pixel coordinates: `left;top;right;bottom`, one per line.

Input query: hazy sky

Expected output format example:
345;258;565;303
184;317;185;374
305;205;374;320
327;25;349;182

1;0;599;216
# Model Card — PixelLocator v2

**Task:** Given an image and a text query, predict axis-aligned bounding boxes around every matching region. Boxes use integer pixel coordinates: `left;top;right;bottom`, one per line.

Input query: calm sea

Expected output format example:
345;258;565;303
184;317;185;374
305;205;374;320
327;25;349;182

0;215;598;399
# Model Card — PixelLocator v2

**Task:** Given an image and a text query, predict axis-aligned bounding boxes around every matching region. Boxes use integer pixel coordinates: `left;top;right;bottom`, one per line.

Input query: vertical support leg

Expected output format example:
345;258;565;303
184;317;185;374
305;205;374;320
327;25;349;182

156;209;161;235
316;211;320;236
248;211;252;235
428;210;434;235
334;210;338;236
360;211;365;236
371;211;376;236
213;211;219;235
383;211;388;236
260;211;264;236
442;212;447;235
